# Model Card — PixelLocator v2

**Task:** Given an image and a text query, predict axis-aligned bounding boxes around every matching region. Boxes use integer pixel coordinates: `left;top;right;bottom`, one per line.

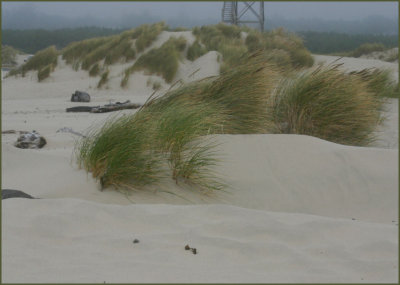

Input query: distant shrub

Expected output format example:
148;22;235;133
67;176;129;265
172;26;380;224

263;28;314;68
245;33;262;52
1;45;19;65
350;42;386;57
216;23;242;39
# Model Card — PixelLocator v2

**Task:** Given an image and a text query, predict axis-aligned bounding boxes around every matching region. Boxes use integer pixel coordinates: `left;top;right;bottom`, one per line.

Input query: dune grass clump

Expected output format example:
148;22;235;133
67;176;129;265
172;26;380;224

270;65;384;146
1;45;19;65
37;64;54;82
263;28;314;69
187;40;207;61
62;37;110;64
97;70;109;88
123;36;186;85
193;24;245;72
89;63;100;76
135;22;166;52
22;46;58;75
77;52;278;192
350;42;386;58
350;68;398;99
8;45;58;80
76;93;227;191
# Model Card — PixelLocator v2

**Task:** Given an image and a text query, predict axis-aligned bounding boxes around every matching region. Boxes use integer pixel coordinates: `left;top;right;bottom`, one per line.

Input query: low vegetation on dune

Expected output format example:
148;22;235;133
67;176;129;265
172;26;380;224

8;45;58;81
76;52;279;191
349;42;386;58
190;24;314;73
122;36;187;86
269;65;385;146
350;68;399;99
1;45;20;66
77;48;390;193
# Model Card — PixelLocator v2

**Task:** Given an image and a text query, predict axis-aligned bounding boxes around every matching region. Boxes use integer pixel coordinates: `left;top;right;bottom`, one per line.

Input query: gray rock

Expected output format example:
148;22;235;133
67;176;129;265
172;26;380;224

14;131;46;149
71;90;90;102
2;189;36;200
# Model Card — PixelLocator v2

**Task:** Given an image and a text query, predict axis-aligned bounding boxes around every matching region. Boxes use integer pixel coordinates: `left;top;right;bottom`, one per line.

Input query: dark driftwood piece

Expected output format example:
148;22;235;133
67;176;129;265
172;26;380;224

91;101;141;113
66;106;99;112
2;189;36;200
66;100;141;113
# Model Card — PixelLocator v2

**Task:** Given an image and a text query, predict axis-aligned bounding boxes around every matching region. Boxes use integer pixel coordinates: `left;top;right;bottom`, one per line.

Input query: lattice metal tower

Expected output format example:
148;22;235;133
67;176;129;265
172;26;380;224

222;2;265;32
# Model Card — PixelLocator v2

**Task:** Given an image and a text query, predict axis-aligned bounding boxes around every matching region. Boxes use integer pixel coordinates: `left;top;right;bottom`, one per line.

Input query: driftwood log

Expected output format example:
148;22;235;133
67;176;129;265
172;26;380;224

2;189;36;200
66;100;141;113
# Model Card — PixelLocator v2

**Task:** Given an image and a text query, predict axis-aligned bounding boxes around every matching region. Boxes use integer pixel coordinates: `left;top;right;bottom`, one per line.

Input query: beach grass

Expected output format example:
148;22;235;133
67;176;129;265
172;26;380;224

77;52;278;192
122;36;186;85
89;63;100;77
350;68;398;99
97;70;109;88
8;45;58;80
1;45;20;65
187;40;207;61
37;64;54;82
134;22;166;52
270;65;384;146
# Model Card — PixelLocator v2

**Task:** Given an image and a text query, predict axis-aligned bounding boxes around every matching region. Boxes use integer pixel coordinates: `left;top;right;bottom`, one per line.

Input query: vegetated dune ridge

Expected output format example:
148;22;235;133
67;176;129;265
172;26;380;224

1;30;398;283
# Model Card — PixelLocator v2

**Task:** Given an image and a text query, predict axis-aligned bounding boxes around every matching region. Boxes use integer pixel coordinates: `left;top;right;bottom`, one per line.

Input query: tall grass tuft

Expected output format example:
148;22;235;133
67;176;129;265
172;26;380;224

89;63;100;77
350;68;398;99
97;70;109;88
18;46;58;78
123;36;186;85
76;52;278;192
37;64;54;81
187;40;207;61
270;65;384;146
135;22;166;52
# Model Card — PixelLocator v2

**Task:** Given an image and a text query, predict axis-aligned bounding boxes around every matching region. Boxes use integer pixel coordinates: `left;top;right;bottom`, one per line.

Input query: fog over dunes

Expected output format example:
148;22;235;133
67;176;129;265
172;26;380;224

2;1;398;34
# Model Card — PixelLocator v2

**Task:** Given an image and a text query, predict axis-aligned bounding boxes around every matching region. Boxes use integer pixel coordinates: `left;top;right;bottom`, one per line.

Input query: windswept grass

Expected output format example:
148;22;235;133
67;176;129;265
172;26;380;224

76;52;279;192
62;37;110;65
8;45;58;80
135;22;166;52
351;68;398;99
122;36;187;85
270;65;384;146
187;40;207;61
89;63;100;77
37;64;54;82
97;70;109;88
61;23;165;75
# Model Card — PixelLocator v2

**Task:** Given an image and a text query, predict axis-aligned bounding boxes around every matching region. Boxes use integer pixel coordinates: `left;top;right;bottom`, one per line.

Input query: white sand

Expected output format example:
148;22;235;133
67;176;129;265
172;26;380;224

1;34;398;283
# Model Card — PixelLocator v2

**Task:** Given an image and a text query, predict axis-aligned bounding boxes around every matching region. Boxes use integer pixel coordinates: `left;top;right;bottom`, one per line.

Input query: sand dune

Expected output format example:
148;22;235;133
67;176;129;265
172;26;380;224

1;33;398;283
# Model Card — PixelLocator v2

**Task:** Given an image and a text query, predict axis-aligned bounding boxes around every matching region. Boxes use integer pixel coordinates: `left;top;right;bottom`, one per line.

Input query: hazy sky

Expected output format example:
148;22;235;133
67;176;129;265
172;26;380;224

3;1;398;21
